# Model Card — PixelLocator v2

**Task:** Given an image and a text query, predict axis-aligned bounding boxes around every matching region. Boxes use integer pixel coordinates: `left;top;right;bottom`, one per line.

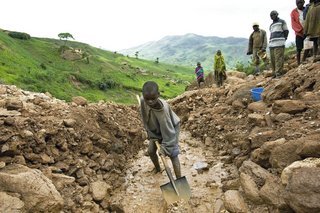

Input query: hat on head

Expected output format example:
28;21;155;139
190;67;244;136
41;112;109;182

252;22;259;26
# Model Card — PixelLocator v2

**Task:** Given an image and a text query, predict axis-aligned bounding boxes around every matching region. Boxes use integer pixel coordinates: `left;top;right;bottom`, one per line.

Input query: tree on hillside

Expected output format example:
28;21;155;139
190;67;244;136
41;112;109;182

155;57;159;64
135;51;139;59
58;33;74;46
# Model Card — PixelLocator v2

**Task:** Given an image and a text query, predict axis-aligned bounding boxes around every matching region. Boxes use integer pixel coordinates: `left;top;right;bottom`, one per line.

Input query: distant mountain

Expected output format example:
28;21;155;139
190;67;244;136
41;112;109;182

120;33;250;71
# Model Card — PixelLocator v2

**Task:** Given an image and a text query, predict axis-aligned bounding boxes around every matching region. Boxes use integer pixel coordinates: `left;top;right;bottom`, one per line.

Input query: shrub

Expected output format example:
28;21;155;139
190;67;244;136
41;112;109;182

8;31;31;40
98;80;118;90
235;61;254;75
40;63;47;70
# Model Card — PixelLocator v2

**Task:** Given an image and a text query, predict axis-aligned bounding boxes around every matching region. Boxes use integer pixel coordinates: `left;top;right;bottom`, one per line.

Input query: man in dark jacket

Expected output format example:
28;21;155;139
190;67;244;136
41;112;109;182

304;0;320;62
247;23;268;75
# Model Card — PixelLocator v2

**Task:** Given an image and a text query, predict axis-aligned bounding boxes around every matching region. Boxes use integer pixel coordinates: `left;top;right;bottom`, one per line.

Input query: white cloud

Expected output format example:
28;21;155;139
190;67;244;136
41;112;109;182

0;0;296;51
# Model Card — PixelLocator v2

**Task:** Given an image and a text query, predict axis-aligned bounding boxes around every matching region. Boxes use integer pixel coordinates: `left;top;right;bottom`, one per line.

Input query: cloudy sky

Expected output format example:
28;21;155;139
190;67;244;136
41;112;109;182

1;0;297;51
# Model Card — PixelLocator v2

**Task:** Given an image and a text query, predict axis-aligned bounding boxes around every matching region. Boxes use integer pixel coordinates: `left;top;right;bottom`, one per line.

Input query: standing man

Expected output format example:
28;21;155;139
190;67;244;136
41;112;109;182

269;10;289;78
304;0;320;62
247;22;268;75
291;0;306;65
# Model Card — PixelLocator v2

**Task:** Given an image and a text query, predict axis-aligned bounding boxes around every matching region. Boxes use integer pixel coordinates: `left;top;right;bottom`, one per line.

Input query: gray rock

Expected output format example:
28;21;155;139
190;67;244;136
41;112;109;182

272;100;307;114
284;166;320;213
240;172;262;204
0;191;25;212
223;190;248;213
0;164;63;212
91;181;111;201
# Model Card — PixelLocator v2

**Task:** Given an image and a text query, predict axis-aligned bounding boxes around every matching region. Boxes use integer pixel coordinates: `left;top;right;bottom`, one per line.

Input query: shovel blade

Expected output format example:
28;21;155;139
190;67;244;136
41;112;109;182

160;176;191;204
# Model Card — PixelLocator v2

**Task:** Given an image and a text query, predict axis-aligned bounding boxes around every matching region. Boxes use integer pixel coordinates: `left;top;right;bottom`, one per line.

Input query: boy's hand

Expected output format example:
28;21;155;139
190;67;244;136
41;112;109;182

158;146;166;156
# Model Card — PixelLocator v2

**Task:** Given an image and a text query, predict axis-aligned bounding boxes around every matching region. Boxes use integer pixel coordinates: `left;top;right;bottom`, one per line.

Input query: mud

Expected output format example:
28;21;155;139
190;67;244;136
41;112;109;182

112;131;233;213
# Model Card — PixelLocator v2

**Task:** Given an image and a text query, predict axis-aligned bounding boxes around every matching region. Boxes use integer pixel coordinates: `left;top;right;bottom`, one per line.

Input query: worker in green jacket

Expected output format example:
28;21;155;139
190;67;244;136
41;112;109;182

214;50;227;87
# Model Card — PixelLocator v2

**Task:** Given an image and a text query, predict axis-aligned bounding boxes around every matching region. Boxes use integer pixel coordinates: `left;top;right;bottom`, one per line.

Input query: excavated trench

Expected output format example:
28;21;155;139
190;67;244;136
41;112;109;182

111;131;236;212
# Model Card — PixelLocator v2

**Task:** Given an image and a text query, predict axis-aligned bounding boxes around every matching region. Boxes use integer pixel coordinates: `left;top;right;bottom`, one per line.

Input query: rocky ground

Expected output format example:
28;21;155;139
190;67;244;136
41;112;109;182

0;56;320;213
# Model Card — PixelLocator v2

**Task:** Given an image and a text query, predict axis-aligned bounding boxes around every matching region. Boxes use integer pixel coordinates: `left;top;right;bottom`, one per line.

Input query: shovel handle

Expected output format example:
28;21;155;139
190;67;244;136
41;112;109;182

155;141;180;196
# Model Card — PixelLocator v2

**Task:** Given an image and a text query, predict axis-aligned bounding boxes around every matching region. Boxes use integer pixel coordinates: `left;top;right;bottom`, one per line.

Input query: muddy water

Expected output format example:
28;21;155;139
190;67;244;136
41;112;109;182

113;131;230;212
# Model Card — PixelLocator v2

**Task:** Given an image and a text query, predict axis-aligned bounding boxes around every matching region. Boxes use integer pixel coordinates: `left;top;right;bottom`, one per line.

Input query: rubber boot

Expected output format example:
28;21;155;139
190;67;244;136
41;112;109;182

254;66;260;75
148;140;161;172
297;52;301;65
170;156;181;178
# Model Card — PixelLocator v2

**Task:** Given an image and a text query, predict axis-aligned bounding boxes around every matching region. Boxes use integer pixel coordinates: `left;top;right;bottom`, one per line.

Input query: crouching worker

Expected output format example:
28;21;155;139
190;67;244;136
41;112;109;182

139;81;181;178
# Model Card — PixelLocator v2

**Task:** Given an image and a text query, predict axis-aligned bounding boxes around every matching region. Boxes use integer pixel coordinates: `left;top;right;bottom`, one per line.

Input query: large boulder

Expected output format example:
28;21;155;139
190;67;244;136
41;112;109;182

239;172;262;204
250;138;286;168
0;164;63;212
223;190;248;213
0;191;25;212
248;129;278;149
247;102;268;113
269;140;301;170
281;158;320;213
239;160;290;211
259;177;288;210
262;79;292;102
72;96;88;106
239;160;274;185
295;134;320;158
272;100;307;114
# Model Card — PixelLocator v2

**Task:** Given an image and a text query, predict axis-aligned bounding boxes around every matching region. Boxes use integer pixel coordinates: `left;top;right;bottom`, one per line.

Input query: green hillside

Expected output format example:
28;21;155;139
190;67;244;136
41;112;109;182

0;30;194;104
120;33;250;71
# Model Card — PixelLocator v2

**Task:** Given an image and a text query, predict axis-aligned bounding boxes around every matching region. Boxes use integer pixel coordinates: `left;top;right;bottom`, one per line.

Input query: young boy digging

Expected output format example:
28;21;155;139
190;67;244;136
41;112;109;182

139;81;181;178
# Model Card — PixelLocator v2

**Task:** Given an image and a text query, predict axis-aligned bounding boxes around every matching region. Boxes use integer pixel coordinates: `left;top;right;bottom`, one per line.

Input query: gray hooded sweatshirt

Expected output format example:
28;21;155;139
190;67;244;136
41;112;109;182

140;97;180;157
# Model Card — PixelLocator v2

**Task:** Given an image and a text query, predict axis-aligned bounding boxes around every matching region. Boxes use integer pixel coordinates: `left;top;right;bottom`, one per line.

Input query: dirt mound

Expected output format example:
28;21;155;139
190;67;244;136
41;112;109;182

0;85;145;212
169;59;320;212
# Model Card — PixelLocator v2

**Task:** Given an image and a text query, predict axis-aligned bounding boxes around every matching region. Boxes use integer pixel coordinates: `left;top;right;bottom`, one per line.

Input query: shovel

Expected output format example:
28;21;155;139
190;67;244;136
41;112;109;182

155;141;191;204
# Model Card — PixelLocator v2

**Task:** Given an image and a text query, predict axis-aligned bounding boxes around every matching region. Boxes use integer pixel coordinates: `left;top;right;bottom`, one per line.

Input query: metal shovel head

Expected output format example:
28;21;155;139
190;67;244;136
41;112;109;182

160;176;191;204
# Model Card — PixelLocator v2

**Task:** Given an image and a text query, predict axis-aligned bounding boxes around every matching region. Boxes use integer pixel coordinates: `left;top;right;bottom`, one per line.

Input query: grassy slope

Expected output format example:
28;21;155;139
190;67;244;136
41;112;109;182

0;31;194;104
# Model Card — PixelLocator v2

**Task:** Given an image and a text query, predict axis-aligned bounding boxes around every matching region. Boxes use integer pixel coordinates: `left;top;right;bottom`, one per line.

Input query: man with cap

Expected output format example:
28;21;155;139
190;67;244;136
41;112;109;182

269;10;289;78
291;0;306;65
247;22;268;75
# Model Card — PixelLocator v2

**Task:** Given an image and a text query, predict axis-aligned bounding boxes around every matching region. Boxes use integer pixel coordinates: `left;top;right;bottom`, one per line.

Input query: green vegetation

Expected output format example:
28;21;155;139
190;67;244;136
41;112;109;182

8;31;31;40
120;33;250;71
0;30;193;104
284;42;296;60
58;32;74;46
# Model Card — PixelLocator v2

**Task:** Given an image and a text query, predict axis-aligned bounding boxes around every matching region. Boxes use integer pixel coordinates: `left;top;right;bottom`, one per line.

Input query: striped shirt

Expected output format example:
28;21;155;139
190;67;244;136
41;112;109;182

269;18;289;48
